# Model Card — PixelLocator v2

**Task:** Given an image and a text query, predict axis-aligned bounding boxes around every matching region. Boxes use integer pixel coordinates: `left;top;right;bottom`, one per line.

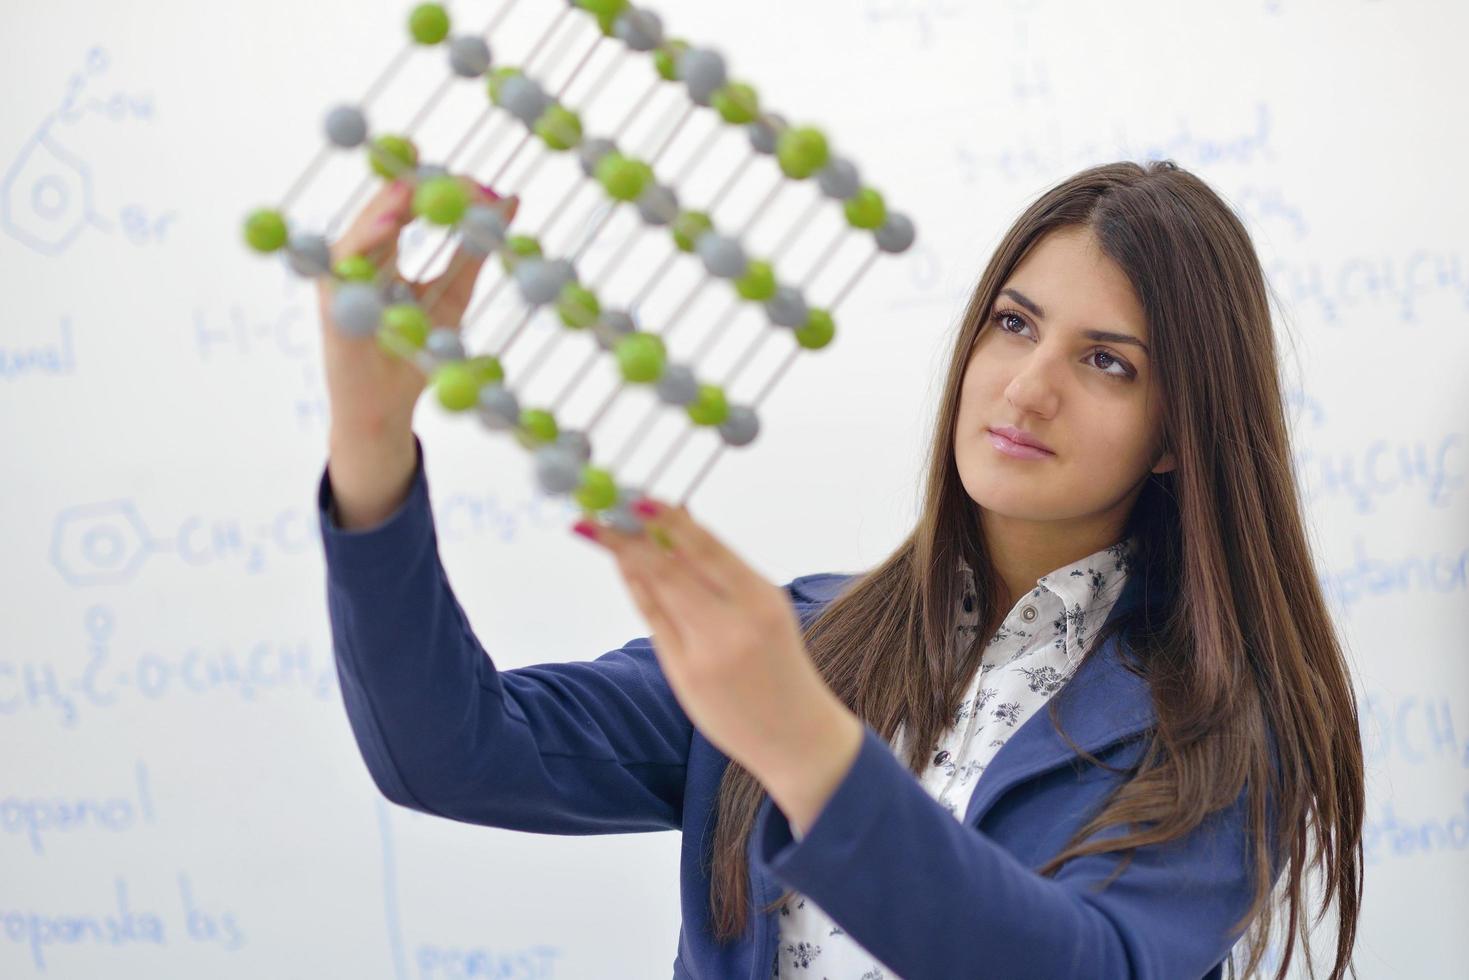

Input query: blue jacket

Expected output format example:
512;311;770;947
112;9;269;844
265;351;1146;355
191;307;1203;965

318;438;1278;979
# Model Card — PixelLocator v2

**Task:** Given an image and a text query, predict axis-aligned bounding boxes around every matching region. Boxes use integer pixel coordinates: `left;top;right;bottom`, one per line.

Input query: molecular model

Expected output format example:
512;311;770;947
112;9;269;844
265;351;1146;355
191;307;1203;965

242;0;915;534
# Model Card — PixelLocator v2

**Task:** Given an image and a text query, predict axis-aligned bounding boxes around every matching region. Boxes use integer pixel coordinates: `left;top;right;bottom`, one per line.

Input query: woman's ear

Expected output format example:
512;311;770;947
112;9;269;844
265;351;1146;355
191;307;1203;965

1151;445;1176;475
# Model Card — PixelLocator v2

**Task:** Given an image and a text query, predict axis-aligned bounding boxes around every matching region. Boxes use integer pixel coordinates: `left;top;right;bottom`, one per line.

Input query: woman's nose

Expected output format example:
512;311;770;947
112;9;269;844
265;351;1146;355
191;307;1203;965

1003;353;1063;414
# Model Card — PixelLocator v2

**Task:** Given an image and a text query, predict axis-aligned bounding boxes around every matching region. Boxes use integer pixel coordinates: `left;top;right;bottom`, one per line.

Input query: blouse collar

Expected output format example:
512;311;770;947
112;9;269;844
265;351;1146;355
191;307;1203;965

958;535;1139;669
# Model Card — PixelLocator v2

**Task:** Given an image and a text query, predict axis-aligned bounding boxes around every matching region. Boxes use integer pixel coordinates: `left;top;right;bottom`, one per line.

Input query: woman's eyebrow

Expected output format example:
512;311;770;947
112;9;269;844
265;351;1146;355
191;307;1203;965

998;287;1150;354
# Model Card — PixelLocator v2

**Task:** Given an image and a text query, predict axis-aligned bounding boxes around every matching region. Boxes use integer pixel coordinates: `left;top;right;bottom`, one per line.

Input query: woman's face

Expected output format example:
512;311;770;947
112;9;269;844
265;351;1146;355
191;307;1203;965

954;225;1174;551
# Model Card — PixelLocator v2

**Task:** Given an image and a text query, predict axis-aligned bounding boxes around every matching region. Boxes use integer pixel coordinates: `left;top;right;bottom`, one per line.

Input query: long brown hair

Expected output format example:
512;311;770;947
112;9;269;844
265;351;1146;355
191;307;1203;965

707;160;1364;978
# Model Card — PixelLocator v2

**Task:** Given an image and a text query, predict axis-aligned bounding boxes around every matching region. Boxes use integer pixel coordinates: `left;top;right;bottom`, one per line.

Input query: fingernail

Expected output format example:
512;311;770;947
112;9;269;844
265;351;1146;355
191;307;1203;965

474;180;502;201
572;519;600;542
632;499;660;517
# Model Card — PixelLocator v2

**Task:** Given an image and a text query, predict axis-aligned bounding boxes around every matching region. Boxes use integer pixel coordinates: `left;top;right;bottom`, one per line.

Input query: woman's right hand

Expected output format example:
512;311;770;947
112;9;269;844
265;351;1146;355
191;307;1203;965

316;178;518;442
317;178;517;529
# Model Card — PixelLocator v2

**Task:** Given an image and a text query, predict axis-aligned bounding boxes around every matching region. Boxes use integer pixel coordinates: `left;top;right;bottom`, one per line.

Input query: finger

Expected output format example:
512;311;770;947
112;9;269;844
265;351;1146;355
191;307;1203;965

416;191;520;319
614;513;736;603
417;246;488;322
594;519;730;622
622;570;685;660
332;179;416;268
631;498;757;601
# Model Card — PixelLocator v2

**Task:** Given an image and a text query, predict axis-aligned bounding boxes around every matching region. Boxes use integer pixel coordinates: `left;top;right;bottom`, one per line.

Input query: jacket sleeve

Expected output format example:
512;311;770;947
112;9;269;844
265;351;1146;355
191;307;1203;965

751;721;1282;979
318;434;696;834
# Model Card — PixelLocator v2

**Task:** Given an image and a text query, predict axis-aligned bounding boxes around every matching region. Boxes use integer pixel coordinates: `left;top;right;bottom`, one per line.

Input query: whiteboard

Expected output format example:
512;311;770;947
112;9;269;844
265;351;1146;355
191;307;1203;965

2;0;1464;976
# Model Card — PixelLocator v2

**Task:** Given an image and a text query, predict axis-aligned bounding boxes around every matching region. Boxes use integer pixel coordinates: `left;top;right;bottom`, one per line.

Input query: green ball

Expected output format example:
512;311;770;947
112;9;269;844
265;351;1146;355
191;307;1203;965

595;153;653;202
654;40;689;81
844;188;887;230
516;408;559;448
734;260;776;300
500;234;543;274
671;210;713;252
433;362;481;411
575;0;627;21
573;465;618;512
615;332;666;383
243;209;287;253
408;3;450;44
795;308;835;350
686;384;729;426
466;354;504;384
776;127;829;179
413;175;471;225
369;134;419;180
535;105;583;151
556;283;600;329
334;254;378;283
711;83;759;124
486;66;521;104
378;304;429;357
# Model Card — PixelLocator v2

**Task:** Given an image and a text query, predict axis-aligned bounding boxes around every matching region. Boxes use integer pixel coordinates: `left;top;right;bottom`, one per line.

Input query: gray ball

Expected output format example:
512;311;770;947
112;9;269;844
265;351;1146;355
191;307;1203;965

477;384;520;429
448;35;491;78
603;483;649;534
386;279;418;305
764;285;808;328
747;113;786;155
556;428;593;463
330;284;383;337
415;162;450;183
426;326;465;362
285;232;331;278
514;258;575;306
533;444;582;495
816;158;861;199
603;506;644;535
324;105;367;148
500;74;550;127
577;137;618;178
875;212;916;254
718;404;760;447
593;309;636;351
654;363;699;405
459;204;508;257
636;184;679;226
613;9;663;51
696;233;747;279
678;48;726;106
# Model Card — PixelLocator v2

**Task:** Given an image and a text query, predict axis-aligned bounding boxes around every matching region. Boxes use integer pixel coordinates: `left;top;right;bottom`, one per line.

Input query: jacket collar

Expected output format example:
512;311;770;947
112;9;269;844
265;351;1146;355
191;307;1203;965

791;560;1160;827
962;561;1158;825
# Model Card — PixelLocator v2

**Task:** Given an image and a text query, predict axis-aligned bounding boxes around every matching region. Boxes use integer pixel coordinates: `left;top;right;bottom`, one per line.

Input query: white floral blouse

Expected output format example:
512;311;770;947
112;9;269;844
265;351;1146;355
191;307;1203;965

772;536;1139;979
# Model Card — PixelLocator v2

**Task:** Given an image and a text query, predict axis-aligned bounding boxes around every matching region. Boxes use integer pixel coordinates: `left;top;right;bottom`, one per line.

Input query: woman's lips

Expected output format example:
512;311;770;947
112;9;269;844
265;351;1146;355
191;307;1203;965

986;429;1055;460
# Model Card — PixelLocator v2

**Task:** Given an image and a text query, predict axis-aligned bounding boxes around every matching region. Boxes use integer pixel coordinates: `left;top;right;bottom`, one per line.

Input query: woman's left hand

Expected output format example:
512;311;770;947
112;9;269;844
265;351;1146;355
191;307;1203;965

571;497;855;788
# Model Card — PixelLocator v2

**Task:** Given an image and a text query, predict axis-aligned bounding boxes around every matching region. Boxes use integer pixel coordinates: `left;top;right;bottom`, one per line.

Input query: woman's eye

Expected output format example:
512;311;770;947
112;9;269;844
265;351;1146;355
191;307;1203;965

1089;351;1130;377
989;309;1133;380
994;311;1026;334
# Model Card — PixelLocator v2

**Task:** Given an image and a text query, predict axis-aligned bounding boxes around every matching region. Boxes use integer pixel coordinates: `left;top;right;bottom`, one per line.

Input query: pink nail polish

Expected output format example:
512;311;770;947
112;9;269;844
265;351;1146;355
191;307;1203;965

572;520;600;541
632;499;659;517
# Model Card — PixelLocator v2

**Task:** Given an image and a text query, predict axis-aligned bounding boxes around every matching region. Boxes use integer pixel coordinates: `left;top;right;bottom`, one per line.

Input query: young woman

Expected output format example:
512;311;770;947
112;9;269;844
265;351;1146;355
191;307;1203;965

316;160;1364;979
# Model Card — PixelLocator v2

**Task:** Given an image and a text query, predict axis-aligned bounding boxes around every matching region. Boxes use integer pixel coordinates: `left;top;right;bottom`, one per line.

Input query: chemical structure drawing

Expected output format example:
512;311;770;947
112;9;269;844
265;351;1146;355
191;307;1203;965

2;46;177;256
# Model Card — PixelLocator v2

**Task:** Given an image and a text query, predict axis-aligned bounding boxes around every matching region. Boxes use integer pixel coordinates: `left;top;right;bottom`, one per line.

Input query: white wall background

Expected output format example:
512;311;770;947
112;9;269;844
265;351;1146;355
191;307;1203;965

1;0;1464;976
